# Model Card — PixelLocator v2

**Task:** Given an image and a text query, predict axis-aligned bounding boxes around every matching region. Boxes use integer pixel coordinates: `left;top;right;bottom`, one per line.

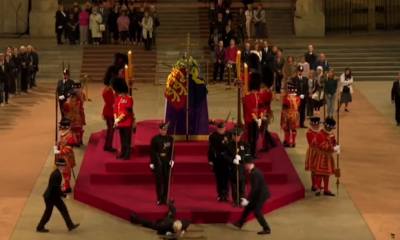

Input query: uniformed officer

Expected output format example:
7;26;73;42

150;122;175;205
36;158;80;233
208;121;231;202
56;68;75;117
130;199;190;238
226;127;251;207
232;154;271;235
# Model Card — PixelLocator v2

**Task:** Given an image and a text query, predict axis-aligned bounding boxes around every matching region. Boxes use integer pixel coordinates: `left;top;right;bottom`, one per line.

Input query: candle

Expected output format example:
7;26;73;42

236;50;241;79
243;63;248;95
128;51;132;78
124;65;129;86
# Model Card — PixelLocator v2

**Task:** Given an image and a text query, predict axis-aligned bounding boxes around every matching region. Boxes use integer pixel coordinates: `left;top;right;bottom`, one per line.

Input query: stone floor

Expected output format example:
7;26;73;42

0;79;399;240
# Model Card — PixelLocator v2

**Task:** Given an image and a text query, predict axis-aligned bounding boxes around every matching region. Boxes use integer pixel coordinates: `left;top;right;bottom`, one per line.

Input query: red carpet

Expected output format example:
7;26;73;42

74;120;305;223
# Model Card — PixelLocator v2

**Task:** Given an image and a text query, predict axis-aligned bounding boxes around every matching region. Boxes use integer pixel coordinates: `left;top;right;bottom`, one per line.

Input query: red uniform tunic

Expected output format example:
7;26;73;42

280;93;300;145
63;97;85;144
305;128;319;171
313;130;336;175
243;92;260;122
258;87;273;115
114;94;134;127
102;86;115;117
56;130;76;191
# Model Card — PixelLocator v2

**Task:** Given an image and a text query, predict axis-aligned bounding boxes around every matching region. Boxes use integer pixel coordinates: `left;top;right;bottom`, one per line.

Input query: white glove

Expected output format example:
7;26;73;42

114;118;121;126
333;145;340;152
240;198;249;207
262;116;268;121
209;162;213;165
300;94;305;99
336;149;340;154
180;230;185;237
235;155;241;161
169;160;174;168
256;118;262;127
54;149;60;154
166;232;172;236
149;164;154;170
58;95;65;100
233;159;240;165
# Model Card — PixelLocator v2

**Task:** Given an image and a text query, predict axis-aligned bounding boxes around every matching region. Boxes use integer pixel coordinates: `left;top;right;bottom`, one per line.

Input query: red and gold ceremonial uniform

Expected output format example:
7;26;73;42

114;93;134;159
243;91;261;156
63;95;85;146
102;86;115;150
56;130;76;192
305;127;319;189
280;93;300;147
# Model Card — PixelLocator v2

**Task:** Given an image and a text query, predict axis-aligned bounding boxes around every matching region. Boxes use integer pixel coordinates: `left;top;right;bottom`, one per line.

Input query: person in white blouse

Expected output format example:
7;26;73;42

297;55;310;78
250;43;262;61
141;11;153;51
245;4;253;40
338;67;353;112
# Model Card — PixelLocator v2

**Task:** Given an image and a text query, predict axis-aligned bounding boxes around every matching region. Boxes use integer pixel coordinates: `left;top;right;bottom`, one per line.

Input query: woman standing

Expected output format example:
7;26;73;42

117;10;130;45
141;11;153;50
306;70;316;117
89;7;103;45
236;8;246;44
273;50;284;93
252;4;265;42
78;5;89;45
324;69;338;119
282;55;296;89
222;20;235;47
250;43;262;61
313;66;326;115
298;55;310;78
109;5;120;44
137;6;145;45
245;4;253;40
339;68;353;112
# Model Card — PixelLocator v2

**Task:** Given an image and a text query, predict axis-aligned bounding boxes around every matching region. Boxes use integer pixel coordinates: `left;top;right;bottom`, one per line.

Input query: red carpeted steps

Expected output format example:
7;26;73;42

74;120;305;223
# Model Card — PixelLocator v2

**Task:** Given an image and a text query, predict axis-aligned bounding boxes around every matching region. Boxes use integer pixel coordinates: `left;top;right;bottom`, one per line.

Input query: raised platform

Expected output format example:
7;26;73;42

74;120;304;223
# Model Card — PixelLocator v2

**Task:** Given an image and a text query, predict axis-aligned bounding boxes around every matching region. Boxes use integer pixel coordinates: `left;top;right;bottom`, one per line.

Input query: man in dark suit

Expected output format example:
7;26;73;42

291;65;309;128
261;41;274;88
232;154;271;235
241;42;251;65
391;72;400;126
36;158;80;233
305;45;317;69
0;53;11;105
99;1;109;44
56;68;75;116
56;5;67;45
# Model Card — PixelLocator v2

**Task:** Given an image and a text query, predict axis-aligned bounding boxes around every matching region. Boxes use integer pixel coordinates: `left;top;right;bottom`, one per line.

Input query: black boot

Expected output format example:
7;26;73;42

323;190;335;196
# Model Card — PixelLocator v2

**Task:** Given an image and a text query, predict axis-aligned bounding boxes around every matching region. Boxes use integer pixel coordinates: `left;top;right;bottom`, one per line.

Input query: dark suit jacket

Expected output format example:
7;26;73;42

391;81;400;101
291;75;309;97
31;52;39;72
43;169;66;200
261;47;274;69
241;49;251;64
55;10;67;32
247;167;270;205
0;62;10;83
57;79;75;97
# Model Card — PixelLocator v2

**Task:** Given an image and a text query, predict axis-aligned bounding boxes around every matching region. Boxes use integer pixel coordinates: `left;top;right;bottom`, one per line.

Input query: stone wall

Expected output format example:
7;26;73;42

29;0;59;37
0;0;29;34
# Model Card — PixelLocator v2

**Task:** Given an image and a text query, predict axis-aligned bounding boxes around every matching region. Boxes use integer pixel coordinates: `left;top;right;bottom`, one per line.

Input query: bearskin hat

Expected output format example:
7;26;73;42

249;72;262;91
103;65;120;86
111;76;129;94
247;53;260;71
113;52;129;69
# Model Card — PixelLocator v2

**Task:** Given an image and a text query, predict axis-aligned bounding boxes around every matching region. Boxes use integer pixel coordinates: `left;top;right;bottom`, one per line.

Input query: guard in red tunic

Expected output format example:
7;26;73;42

313;117;340;196
112;76;134;160
280;82;300;147
258;83;276;152
63;85;85;147
102;65;119;152
54;118;76;193
305;116;321;191
243;72;262;158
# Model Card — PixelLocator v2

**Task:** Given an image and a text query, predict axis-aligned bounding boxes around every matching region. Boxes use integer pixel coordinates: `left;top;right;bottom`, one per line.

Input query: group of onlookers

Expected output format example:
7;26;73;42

55;1;160;51
0;45;39;106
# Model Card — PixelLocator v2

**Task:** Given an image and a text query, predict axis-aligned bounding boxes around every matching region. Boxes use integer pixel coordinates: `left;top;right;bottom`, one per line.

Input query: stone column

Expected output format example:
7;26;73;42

29;0;59;37
367;0;376;30
294;0;325;37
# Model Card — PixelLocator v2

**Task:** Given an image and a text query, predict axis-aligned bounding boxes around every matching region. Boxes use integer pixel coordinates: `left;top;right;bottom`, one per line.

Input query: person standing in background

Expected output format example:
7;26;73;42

72;6;80;42
338;68;353;112
128;3;138;44
305;45;317;69
11;47;21;95
149;6;159;46
391;72;400;126
67;13;78;44
99;1;109;44
208;2;217;35
324;69;338;119
236;8;246;44
213;40;226;84
19;46;30;94
117;10;130;45
141;11;153;50
253;4;265;42
0;53;11;106
89;6;103;45
109;5;120;44
291;65;309;128
273;50;284;93
5;46;16;96
27;46;38;88
78;5;90;45
55;5;67;44
245;4;253;41
297;55;310;78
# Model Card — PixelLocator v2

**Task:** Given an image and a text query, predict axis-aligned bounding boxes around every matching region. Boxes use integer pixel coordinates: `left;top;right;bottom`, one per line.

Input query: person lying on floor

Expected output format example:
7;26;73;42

130;199;190;239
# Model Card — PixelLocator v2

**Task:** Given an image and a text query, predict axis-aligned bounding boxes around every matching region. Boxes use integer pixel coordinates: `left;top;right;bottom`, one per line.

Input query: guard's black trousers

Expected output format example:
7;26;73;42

118;126;132;158
103;116;115;149
247;121;259;157
238;200;270;230
230;178;245;204
133;204;176;233
212;161;229;197
154;159;170;201
298;98;307;126
37;198;74;229
59;99;66;117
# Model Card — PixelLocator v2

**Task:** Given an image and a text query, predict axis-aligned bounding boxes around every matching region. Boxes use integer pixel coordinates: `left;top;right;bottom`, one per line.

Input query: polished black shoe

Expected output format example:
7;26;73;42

315;191;321;196
36;227;49;233
231;222;243;229
63;188;72;194
257;229;271;235
129;214;137;223
311;186;317;192
217;197;222;202
68;223;80;231
169;199;174;205
162;197;168;204
122;155;130;160
104;147;117;152
323;190;336;196
300;125;308;129
157;199;162;205
232;203;238;207
74;144;81;148
116;154;123;159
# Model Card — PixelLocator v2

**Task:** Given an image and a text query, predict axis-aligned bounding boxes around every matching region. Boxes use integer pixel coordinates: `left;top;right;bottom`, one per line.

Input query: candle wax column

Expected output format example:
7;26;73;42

243;63;248;95
128;51;132;78
236;51;241;79
124;65;129;86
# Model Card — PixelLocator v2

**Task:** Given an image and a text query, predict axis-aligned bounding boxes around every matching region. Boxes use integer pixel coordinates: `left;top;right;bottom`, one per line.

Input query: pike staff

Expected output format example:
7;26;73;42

54;90;59;163
232;117;240;206
167;122;177;201
335;91;341;196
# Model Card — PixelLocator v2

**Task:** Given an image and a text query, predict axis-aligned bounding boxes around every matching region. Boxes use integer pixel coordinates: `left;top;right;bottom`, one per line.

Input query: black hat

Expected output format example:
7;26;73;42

104;65;120;86
111;76;129;94
114;52;128;69
59;118;70;126
159;121;170;130
247;53;261;70
297;65;304;72
216;122;226;128
249;72;262;91
309;116;320;125
68;89;77;96
230;127;243;135
63;68;69;75
55;158;67;166
323;117;336;128
243;154;254;164
72;83;81;89
287;82;297;92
